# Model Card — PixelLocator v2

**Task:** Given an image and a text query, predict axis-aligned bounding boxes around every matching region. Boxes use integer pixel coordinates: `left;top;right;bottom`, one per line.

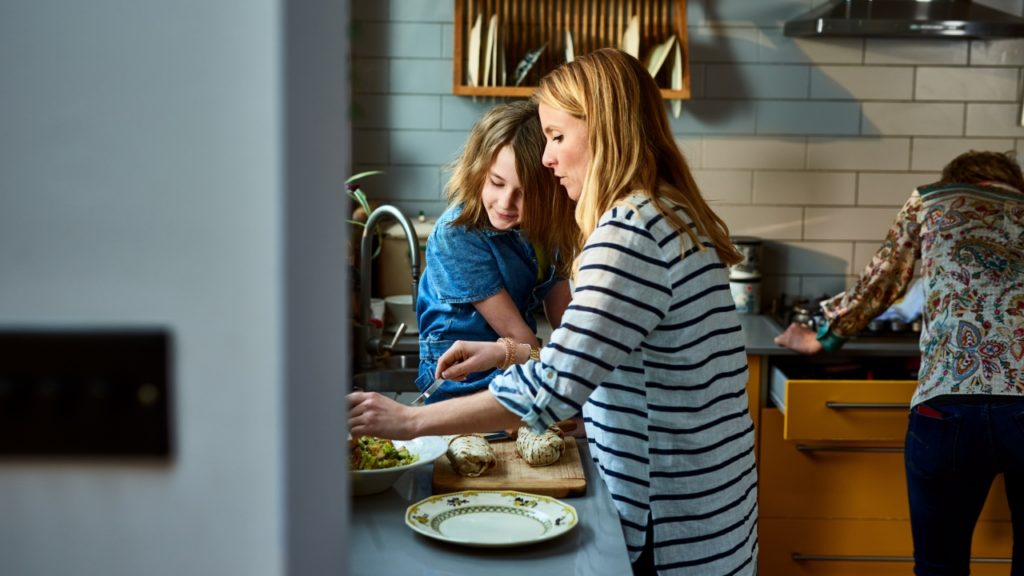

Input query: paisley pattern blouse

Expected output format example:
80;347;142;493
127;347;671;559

819;182;1024;406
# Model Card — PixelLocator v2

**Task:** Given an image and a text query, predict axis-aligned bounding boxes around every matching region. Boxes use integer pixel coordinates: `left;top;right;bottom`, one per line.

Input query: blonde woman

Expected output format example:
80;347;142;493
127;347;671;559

415;100;578;403
350;49;758;575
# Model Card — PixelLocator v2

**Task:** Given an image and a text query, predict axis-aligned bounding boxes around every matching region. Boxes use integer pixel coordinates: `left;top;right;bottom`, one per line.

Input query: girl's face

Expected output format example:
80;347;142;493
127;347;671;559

539;103;590;202
482;145;524;230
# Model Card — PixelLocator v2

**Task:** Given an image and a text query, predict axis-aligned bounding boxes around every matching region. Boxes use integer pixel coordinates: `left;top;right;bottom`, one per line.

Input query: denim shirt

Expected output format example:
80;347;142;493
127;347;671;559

416;204;561;402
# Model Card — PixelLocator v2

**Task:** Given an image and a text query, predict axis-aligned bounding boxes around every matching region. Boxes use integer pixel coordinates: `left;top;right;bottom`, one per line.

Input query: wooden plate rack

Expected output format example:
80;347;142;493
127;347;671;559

453;0;690;99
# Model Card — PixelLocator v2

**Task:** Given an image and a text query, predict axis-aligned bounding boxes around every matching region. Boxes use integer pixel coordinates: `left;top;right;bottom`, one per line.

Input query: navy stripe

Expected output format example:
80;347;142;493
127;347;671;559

656;220;699;248
651;448;752;480
650;421;754;456
566;303;648;336
609;491;649;511
644;344;746;371
670;282;731;311
587;397;647;419
581;241;667;268
578;262;672;296
659;497;756;546
584;417;648;441
649;387;748;414
601;219;656;241
647;364;747;392
651;459;757;501
655;481;757;523
649;406;749;436
560;321;633;354
656;512;758;571
657;304;737;331
591;438;650;464
643;324;743;353
671;260;727;288
598;463;650;488
548;341;615;372
575;285;666;319
599;381;646;397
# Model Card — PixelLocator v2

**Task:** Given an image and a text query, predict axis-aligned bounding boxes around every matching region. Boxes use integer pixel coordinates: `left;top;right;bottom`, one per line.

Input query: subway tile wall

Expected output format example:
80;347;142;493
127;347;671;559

351;0;1024;303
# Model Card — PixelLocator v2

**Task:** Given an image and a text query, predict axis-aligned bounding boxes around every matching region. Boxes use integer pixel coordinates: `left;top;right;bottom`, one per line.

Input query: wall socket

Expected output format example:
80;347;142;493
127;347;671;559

0;328;172;458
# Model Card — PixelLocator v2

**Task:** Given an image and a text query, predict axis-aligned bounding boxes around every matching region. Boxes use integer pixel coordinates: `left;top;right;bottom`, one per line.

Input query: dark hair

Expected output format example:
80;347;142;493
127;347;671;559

940;150;1024;190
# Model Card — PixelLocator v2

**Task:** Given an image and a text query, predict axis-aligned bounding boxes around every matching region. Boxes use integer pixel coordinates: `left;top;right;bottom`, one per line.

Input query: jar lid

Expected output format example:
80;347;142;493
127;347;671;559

729;273;762;282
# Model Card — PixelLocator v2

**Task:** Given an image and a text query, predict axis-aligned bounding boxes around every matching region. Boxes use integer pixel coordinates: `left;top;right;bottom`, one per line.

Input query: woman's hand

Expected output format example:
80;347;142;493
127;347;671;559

435;340;505;381
773;323;824;355
348;391;419;440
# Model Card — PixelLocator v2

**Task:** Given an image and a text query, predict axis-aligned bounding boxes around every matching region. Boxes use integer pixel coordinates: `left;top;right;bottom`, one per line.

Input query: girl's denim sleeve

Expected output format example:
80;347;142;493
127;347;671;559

427;223;505;304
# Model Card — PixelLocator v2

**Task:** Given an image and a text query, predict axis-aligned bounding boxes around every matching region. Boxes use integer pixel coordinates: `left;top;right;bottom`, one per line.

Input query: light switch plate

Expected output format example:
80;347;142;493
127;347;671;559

0;328;173;458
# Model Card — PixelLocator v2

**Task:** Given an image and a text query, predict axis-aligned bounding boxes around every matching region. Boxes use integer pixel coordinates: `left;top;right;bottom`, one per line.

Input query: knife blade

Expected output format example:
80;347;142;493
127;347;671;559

410;378;444;406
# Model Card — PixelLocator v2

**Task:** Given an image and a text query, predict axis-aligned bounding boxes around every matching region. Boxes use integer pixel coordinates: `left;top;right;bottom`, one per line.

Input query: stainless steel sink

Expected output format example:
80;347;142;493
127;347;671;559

381;354;417;370
353;368;418;392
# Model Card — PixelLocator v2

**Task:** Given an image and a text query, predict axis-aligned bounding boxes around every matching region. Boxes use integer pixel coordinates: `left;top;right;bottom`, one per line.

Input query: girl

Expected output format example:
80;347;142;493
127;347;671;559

415;100;578;403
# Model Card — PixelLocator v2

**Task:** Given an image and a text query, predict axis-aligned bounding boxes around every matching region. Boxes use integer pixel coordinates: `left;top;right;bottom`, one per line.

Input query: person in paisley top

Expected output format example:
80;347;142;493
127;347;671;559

775;150;1024;576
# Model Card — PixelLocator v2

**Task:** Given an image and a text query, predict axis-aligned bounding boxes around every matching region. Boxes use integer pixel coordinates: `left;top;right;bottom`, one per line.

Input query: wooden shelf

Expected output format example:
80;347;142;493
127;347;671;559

453;0;691;100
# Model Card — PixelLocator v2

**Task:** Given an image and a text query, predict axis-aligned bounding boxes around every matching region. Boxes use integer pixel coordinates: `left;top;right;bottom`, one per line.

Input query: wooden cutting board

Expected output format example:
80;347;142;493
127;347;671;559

432;437;587;498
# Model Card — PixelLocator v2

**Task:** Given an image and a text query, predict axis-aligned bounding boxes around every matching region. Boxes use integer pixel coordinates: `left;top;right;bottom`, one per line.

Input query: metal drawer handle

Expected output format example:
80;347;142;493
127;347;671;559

796;444;903;453
825;401;909;410
793;553;1010;564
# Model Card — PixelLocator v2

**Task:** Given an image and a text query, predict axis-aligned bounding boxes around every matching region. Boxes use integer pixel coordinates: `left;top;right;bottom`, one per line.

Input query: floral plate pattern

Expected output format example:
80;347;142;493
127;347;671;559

405;490;578;547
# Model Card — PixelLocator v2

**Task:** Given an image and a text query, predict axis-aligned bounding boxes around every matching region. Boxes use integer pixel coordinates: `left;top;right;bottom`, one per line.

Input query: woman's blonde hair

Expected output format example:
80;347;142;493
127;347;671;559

445;100;579;276
533;48;742;268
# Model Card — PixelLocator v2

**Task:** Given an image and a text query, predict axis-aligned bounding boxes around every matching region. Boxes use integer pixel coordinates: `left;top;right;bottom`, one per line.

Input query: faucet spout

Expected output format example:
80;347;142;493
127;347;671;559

357;205;420;369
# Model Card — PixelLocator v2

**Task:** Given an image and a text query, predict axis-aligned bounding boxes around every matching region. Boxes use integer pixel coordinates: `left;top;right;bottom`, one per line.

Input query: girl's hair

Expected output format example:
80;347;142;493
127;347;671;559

445;100;579;276
940;149;1024;191
533;48;742;268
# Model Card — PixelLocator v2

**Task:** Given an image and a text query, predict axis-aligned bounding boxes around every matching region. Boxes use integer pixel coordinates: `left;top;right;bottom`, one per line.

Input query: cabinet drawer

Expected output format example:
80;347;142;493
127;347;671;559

760;409;905;519
760;409;1011;521
771;365;915;441
760;518;1013;576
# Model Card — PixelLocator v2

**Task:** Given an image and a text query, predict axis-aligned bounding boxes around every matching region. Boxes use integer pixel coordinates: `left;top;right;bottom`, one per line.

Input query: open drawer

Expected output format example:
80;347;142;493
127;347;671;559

769;357;918;442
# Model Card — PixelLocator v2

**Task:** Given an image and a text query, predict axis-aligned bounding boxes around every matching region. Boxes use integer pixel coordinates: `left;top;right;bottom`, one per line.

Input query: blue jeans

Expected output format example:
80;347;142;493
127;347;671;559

904;398;1024;576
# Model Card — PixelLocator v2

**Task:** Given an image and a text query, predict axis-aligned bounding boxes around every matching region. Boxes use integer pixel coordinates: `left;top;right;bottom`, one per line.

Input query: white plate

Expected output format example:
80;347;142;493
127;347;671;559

405;490;578;547
467;14;482;86
351;436;446;496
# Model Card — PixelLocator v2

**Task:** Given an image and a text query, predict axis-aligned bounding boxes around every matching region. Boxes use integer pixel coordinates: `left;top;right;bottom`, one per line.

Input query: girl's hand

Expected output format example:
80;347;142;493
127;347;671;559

773;323;824;355
435;340;505;381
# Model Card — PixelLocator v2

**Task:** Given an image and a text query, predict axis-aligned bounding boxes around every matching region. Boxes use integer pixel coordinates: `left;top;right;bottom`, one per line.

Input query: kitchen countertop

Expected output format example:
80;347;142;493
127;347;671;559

538;313;920;357
352;316;919;572
350;394;633;575
739;314;920;356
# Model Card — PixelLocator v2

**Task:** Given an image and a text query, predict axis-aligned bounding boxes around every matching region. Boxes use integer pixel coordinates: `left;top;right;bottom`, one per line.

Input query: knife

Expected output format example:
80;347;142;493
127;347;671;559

409;378;444;406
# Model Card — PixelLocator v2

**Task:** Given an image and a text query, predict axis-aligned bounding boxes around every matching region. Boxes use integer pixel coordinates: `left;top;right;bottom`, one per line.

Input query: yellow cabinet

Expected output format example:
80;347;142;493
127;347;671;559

760;518;1013;576
757;357;1013;574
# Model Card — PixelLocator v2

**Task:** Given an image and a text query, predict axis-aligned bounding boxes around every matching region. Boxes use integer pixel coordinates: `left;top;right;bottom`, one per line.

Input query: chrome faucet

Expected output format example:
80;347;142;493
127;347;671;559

357;205;420;369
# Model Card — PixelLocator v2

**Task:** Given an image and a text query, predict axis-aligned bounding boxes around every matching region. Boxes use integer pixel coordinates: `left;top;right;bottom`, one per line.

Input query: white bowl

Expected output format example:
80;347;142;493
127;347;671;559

385;294;418;335
351;435;446;496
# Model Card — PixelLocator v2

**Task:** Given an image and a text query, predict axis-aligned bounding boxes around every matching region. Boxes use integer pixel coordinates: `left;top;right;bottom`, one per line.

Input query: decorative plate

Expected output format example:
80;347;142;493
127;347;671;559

405;490;578;547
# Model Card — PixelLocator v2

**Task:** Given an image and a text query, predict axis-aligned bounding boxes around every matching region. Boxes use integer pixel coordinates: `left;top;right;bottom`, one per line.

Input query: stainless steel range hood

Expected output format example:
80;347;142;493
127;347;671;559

784;0;1024;38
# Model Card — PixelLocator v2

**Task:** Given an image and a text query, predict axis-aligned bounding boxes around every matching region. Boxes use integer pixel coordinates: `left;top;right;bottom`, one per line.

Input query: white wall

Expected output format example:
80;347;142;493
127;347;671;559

351;0;1024;302
0;1;351;575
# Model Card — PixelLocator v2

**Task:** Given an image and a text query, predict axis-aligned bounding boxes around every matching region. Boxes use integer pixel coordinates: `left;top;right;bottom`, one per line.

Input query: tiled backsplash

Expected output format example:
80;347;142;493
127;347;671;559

351;0;1024;303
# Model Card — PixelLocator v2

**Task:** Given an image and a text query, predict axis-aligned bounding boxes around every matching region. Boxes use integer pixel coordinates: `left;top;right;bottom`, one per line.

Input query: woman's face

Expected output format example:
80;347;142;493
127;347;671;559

539;103;589;202
482;145;524;230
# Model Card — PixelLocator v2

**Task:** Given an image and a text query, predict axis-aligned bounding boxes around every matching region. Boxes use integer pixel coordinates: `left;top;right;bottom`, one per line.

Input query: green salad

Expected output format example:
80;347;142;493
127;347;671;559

350;436;418;471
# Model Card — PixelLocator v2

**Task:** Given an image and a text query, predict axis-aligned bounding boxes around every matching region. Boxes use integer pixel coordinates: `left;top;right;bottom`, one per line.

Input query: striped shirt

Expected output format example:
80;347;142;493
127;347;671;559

490;194;759;575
